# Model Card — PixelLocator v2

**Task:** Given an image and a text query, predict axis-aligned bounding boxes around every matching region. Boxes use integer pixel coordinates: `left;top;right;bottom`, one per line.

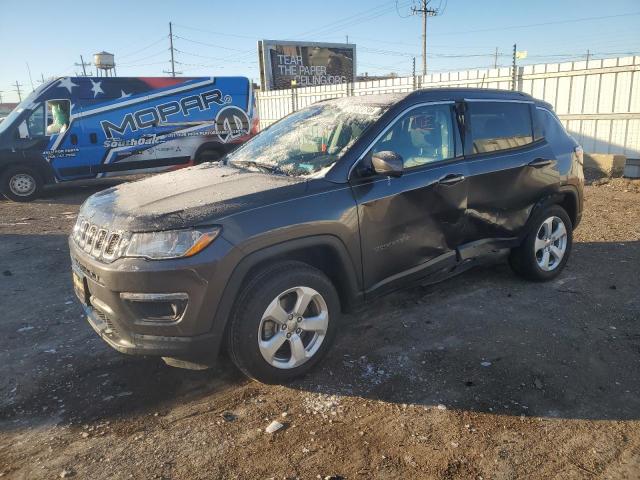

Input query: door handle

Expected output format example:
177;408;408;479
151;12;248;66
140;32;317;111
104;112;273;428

528;157;553;168
437;173;465;185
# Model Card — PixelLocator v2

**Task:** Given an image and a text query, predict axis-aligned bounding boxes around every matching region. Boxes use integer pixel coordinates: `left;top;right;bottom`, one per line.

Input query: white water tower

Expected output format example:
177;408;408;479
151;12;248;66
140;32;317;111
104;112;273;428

94;51;116;77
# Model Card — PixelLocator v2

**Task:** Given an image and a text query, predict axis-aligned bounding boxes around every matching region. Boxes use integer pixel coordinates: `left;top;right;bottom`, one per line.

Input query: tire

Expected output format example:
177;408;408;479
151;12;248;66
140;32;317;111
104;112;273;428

195;149;222;164
509;204;573;281
0;165;43;202
227;261;340;384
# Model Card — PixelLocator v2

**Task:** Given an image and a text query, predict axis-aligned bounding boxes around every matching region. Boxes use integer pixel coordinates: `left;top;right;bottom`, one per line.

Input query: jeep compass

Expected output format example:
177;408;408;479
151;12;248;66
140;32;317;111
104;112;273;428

69;88;584;383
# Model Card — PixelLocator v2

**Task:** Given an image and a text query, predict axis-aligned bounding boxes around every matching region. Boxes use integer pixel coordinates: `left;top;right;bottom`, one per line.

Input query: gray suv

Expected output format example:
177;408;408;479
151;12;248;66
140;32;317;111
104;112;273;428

70;88;584;383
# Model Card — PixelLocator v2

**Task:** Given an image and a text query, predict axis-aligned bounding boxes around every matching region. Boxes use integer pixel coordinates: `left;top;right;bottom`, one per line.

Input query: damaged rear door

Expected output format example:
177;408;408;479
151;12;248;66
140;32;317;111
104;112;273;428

462;99;560;240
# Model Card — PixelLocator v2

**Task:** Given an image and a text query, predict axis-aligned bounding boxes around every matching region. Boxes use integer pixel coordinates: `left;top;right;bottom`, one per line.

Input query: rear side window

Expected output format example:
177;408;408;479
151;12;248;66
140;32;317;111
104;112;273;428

536;107;568;145
468;101;533;154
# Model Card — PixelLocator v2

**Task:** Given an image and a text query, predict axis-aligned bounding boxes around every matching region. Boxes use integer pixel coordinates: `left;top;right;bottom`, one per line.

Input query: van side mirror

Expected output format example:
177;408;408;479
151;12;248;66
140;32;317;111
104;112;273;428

372;150;403;177
17;120;30;139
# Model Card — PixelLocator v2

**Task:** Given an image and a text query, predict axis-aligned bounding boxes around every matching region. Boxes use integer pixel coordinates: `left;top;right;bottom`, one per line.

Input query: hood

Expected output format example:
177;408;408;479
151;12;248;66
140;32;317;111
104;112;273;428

80;163;308;232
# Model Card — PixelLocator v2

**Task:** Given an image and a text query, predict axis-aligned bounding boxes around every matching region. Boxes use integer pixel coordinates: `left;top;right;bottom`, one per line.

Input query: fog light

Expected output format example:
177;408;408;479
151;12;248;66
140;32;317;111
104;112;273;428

120;292;188;323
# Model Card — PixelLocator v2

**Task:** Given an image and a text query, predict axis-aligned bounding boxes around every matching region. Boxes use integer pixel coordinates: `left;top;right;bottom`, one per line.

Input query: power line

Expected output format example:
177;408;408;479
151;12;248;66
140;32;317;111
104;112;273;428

174;48;257;64
298;1;413;40
173;34;253;53
118;49;169;66
119;35;168;59
118;61;168;68
172;23;257;40
431;11;640;37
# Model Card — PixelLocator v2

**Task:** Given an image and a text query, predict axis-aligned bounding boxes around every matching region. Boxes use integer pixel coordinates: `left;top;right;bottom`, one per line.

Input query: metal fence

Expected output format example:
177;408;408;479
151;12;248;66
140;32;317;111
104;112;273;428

256;55;640;157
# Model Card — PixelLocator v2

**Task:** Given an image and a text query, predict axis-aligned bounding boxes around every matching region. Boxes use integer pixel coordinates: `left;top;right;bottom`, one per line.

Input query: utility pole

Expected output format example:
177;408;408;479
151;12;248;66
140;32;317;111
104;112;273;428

14;81;23;101
163;22;181;77
493;47;499;69
511;44;517;91
586;49;591;65
412;0;439;76
169;22;176;77
412;57;416;90
26;63;35;91
75;55;91;76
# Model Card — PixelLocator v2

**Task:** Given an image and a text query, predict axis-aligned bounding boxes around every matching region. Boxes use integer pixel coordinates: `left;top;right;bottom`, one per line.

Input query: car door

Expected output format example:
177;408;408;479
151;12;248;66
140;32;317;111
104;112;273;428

462;99;560;242
350;101;468;294
42;99;92;180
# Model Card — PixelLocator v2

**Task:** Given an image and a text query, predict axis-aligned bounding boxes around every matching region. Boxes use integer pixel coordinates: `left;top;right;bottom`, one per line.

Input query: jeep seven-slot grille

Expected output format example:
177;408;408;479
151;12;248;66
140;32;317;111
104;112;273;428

72;218;127;263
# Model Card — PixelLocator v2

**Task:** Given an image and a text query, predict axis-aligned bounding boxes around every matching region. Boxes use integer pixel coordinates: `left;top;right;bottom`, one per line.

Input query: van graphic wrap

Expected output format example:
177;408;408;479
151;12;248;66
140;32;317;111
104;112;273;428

1;76;255;183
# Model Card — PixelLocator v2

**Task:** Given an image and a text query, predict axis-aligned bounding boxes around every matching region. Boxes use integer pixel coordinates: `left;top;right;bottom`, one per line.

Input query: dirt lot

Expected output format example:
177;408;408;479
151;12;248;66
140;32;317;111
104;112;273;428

0;176;639;480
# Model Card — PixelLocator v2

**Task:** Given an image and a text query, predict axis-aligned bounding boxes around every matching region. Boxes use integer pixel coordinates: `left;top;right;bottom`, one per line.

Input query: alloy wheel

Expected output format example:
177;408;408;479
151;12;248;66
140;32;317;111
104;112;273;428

257;286;329;369
534;216;568;271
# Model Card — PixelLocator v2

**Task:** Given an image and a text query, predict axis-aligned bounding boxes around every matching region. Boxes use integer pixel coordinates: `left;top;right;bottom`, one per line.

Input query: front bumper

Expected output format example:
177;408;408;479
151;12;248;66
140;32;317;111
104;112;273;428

69;234;238;358
83;301;217;356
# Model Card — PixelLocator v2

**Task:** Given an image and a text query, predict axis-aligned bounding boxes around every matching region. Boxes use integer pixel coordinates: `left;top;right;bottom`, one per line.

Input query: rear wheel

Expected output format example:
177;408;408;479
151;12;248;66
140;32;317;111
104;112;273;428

227;261;340;384
195;148;223;164
509;205;573;281
1;166;43;202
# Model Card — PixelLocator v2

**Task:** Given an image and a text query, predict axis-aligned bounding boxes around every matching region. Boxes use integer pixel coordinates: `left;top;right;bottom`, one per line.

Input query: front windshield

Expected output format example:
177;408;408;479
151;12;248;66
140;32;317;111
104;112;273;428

0;88;41;136
227;100;388;177
0;106;24;135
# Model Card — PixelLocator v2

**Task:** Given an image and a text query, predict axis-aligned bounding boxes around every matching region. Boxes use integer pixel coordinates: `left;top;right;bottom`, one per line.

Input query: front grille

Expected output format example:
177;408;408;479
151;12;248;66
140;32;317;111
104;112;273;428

103;233;122;260
72;217;128;263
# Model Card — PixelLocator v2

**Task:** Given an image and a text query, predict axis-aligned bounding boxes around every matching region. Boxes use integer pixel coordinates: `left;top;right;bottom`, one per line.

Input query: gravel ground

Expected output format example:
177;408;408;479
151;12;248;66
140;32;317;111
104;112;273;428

0;177;639;480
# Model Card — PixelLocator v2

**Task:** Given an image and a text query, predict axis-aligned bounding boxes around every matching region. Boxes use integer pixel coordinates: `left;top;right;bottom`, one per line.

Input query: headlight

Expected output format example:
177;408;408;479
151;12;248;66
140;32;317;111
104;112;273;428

125;227;221;260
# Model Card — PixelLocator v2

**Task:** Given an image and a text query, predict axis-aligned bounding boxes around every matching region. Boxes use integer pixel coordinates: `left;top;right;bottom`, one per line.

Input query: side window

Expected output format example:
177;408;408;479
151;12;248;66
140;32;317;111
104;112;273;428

536;108;567;144
25;104;45;138
46;100;71;136
468;101;533;154
371;104;456;169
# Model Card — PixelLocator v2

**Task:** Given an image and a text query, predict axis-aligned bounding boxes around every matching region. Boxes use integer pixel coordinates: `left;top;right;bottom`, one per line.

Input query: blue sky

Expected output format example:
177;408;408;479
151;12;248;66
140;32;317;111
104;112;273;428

1;0;639;103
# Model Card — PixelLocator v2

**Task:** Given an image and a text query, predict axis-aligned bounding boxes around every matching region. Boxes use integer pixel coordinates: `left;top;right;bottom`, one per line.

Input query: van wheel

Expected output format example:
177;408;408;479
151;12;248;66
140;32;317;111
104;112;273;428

1;166;43;202
509;205;573;281
227;261;340;384
195;149;222;164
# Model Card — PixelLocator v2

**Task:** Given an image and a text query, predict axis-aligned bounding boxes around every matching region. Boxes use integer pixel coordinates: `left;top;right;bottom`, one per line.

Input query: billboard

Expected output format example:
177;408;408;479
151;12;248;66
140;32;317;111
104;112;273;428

258;40;356;91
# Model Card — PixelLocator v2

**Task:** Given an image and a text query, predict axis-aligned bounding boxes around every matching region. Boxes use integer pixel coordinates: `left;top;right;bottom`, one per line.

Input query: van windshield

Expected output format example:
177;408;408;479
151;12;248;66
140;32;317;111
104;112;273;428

0;106;25;136
0;89;40;136
227;100;388;177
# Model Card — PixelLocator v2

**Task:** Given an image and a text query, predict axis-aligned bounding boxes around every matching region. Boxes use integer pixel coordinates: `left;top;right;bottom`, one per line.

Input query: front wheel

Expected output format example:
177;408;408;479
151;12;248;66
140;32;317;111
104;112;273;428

1;166;43;202
509;205;573;281
226;261;340;384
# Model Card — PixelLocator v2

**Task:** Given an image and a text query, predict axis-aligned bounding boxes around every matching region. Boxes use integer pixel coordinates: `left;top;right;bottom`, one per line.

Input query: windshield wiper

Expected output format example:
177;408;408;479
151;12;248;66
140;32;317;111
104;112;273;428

231;160;286;175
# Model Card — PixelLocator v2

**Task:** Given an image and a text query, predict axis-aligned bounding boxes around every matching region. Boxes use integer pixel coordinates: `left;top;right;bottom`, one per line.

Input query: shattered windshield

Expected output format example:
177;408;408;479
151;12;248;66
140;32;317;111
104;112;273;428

227;100;388;177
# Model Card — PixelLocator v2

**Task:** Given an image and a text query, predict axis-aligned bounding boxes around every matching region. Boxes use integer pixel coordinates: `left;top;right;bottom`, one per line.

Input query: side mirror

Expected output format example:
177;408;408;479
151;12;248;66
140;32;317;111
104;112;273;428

17;120;30;139
372;150;403;177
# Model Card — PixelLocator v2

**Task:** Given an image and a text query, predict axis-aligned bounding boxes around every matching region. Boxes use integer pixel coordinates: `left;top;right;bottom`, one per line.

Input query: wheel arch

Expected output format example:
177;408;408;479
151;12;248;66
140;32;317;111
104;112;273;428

0;157;57;185
208;235;364;356
193;141;235;163
526;186;580;237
